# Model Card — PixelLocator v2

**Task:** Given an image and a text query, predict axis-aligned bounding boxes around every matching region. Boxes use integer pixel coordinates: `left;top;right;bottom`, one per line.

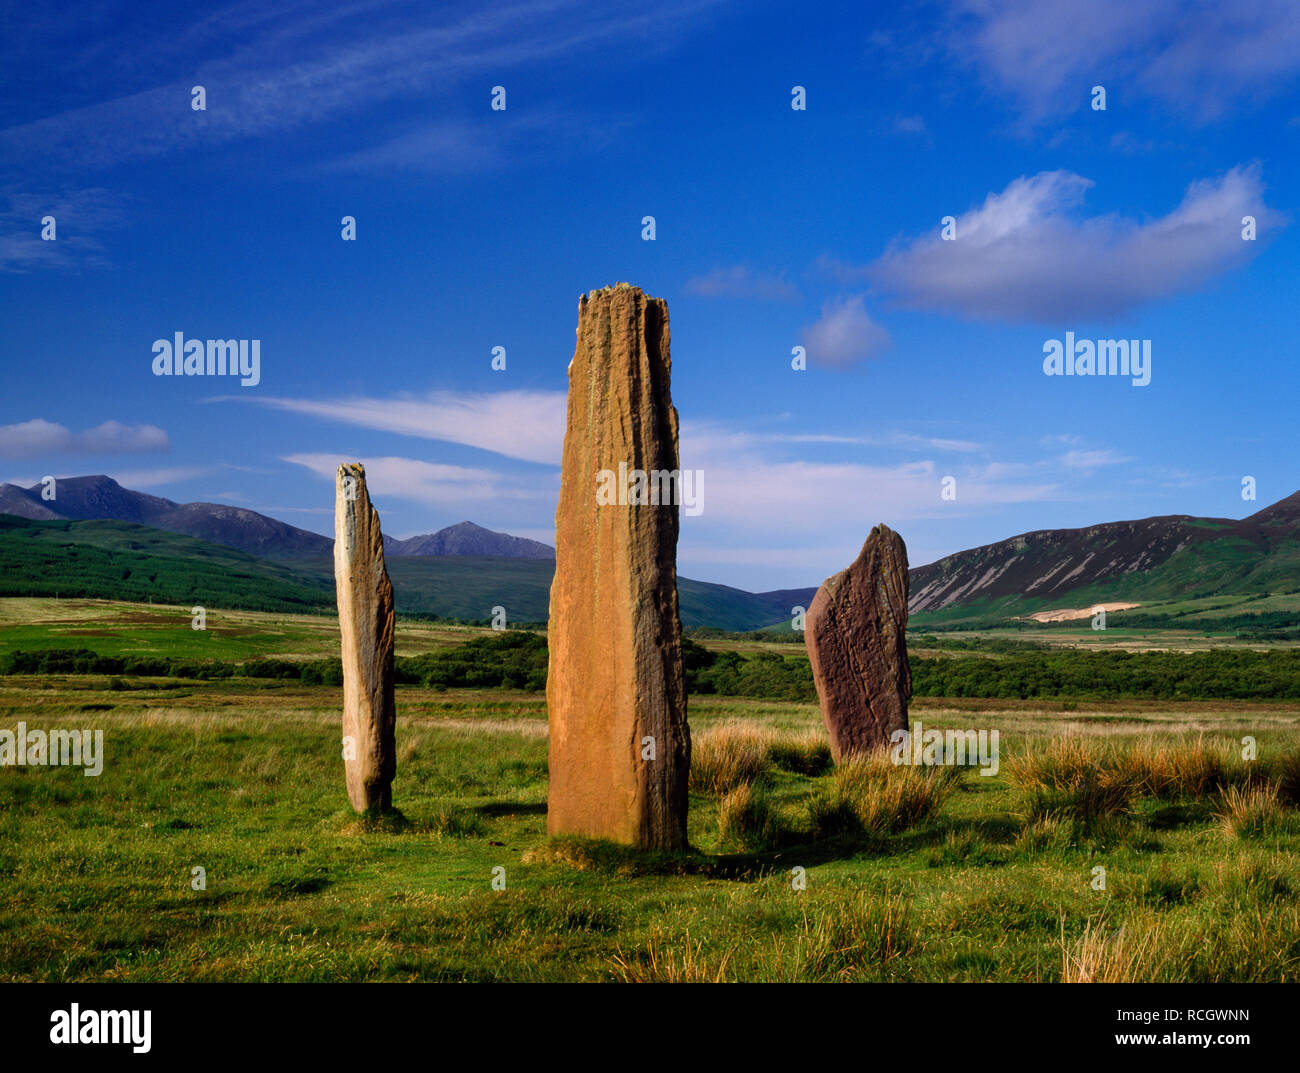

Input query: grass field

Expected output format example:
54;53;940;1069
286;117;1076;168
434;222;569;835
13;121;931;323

3;656;1300;981
0;598;482;661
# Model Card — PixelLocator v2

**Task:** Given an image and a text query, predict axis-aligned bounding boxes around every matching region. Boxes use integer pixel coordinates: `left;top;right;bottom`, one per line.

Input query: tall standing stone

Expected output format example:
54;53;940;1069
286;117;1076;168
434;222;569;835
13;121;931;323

547;284;690;849
334;462;397;813
805;524;911;761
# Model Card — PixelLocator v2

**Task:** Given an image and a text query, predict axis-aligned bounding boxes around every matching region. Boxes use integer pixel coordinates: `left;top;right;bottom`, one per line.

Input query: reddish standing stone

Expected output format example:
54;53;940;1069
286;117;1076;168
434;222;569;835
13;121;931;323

805;524;911;760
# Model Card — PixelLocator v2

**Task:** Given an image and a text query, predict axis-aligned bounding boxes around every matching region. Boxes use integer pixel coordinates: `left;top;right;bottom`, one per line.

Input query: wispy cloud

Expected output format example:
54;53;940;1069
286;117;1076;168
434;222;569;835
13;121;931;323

225;389;567;465
948;0;1300;123
0;0;719;176
319;109;631;175
0;187;129;272
282;452;555;506
684;265;801;302
679;421;1059;543
1059;448;1134;471
863;165;1282;321
766;432;986;453
109;465;212;488
0;419;169;460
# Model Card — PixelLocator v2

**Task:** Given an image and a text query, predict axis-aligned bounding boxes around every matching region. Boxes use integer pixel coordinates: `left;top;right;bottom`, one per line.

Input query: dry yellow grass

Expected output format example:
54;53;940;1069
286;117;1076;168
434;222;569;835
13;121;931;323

1061;915;1174;982
809;750;957;836
1215;783;1293;838
688;722;831;794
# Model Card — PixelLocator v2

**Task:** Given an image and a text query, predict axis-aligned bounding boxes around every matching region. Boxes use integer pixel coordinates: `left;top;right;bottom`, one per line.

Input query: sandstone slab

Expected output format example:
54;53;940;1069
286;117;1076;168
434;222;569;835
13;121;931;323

546;283;690;849
334;462;397;812
805;524;911;760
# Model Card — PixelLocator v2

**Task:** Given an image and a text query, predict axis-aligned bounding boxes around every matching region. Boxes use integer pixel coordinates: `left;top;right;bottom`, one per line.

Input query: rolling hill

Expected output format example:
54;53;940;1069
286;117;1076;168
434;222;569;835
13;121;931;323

0;517;795;631
0;475;334;558
3;477;1297;632
0;515;334;613
908;491;1300;627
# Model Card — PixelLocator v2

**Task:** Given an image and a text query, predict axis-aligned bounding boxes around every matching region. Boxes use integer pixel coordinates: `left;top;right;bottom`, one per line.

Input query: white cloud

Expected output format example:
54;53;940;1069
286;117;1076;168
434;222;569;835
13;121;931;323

282;453;556;507
109;466;210;488
802;295;890;367
865;165;1282;321
230;389;567;465
0;419;169;459
678;421;1058;544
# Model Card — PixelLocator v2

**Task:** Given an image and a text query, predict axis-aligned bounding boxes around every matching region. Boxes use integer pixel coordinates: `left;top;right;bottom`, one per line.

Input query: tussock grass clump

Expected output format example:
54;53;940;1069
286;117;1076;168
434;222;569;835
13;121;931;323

926;826;1007;868
428;806;486;839
613;888;917;983
1012;735;1289;825
1134;864;1201;907
1061;916;1174;982
1115;735;1234;798
716;781;788;852
1014;813;1075;854
1022;777;1138;825
1210;855;1293;905
1062;902;1300;983
689;724;768;794
759;888;917;982
1267;747;1300;806
765;730;832;776
612;929;733;983
690;723;832;793
1010;738;1139;823
807;751;956;838
1183;905;1300;981
1215;784;1296;839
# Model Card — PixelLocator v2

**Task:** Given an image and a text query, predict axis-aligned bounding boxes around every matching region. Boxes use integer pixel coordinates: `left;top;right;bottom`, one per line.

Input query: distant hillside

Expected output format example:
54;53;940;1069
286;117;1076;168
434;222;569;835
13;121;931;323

290;556;795;631
7;482;1297;631
2;473;566;564
0;516;333;613
909;491;1300;625
0;518;796;631
2;475;557;563
386;521;553;559
0;475;333;558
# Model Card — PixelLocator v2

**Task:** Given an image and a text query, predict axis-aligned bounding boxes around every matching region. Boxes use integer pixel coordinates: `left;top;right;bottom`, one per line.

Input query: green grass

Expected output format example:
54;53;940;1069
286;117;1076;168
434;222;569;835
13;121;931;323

0;598;489;662
3;670;1300;982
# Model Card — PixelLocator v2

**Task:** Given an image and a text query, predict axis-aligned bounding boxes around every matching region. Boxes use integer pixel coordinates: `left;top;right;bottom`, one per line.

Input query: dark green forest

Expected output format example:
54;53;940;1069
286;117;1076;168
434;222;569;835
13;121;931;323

8;634;1300;701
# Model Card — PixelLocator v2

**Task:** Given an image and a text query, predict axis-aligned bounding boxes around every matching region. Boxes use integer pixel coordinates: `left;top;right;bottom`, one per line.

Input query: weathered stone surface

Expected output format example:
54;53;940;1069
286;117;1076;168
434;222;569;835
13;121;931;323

334;463;396;812
805;524;911;761
546;283;690;849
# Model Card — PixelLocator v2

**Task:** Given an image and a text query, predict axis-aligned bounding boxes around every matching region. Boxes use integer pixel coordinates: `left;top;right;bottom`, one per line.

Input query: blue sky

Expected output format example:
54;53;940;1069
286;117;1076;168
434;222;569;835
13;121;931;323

2;0;1297;590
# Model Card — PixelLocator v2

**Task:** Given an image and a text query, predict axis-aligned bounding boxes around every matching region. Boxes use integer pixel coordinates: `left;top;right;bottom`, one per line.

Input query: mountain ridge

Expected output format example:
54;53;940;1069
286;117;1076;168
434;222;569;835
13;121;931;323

2;475;1296;628
908;491;1300;621
0;476;554;562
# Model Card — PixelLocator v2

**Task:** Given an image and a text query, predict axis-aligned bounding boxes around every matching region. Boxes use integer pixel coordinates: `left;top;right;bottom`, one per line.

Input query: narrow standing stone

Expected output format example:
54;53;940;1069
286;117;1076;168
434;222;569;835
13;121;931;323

334;462;397;812
547;284;690;849
805;524;912;761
